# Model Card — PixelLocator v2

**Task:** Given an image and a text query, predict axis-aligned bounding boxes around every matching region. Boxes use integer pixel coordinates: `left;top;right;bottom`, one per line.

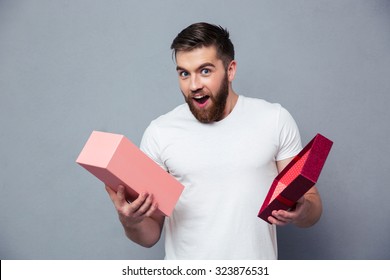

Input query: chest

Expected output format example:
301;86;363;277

160;123;278;180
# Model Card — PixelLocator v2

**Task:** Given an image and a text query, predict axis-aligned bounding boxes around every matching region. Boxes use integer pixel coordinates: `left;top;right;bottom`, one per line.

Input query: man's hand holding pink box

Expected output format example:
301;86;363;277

76;131;184;217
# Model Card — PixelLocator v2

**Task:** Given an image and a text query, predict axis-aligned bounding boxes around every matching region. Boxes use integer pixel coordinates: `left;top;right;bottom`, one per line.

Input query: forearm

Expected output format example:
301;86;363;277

106;185;165;248
293;192;322;228
122;216;163;248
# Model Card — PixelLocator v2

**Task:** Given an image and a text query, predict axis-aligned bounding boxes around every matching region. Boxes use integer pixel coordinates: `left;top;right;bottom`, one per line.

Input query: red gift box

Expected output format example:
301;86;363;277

258;133;333;223
76;131;184;217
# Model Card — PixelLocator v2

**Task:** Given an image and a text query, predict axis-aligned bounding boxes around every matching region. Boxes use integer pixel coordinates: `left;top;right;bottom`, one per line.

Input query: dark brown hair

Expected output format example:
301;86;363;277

170;22;235;69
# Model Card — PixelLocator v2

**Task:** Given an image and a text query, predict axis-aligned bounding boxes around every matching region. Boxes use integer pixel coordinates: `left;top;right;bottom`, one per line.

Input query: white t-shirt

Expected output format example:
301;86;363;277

140;95;302;259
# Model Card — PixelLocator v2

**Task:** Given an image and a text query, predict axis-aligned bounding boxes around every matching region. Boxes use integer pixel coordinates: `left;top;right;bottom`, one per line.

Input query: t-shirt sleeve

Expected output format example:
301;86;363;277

275;106;302;161
139;121;168;172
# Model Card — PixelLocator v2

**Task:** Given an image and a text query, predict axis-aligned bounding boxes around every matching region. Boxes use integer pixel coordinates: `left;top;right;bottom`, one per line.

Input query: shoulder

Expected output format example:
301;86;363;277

240;95;280;108
150;103;192;127
142;103;193;143
239;95;284;117
140;104;189;167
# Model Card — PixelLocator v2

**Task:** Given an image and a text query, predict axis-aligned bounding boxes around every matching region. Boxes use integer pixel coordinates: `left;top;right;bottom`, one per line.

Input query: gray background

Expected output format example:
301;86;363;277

1;0;389;260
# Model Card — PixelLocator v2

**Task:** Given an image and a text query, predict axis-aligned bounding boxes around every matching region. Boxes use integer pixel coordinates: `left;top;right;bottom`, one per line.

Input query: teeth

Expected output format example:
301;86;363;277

193;95;205;99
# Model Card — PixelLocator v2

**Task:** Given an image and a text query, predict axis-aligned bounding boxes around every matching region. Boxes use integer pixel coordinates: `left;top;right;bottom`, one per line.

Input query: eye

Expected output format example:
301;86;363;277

201;68;211;75
179;71;189;78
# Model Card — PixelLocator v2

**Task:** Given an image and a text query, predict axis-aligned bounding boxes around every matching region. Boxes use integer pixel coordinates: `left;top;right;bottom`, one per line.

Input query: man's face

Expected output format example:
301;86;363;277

175;46;231;123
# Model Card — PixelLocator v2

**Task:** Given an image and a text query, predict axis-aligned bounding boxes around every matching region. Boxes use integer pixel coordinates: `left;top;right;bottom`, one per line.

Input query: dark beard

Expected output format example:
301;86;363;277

184;74;229;123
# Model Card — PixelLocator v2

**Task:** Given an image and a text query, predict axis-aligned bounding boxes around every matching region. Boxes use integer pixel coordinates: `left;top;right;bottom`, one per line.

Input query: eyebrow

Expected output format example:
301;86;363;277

176;62;216;72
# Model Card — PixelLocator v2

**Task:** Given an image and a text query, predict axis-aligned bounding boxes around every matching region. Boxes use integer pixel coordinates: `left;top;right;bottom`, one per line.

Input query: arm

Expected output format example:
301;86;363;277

106;185;165;248
267;157;323;228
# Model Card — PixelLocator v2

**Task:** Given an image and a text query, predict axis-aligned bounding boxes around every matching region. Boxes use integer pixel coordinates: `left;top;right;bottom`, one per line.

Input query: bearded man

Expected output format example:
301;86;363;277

106;22;322;260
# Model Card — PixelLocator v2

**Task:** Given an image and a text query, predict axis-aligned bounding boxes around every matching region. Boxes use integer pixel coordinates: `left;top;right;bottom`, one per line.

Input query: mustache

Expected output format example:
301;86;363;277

190;89;207;95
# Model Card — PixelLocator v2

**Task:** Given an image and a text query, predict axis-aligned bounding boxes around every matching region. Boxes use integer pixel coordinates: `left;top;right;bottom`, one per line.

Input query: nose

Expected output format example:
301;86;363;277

189;75;202;93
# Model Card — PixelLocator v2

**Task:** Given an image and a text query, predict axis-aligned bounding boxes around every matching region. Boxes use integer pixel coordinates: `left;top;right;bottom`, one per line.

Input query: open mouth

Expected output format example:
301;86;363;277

193;95;210;105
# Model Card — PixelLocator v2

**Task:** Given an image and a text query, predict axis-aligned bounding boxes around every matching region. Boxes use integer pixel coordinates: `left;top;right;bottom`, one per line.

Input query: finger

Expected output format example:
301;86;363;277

128;192;149;213
268;215;287;226
271;210;292;224
134;194;154;217
115;185;126;201
105;185;129;210
144;202;159;218
105;185;117;203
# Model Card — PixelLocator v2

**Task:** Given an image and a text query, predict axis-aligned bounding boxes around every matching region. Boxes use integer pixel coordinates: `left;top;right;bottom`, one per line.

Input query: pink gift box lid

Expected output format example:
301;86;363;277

76;131;184;216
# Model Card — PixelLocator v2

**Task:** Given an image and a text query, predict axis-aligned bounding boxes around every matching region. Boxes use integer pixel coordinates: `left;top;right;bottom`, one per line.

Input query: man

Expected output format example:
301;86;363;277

106;22;322;259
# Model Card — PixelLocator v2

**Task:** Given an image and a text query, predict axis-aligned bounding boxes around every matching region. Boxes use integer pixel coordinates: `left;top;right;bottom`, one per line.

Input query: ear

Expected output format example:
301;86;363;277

227;60;237;82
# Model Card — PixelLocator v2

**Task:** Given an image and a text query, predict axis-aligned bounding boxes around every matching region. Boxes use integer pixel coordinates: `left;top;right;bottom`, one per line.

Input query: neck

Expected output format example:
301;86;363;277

222;89;238;120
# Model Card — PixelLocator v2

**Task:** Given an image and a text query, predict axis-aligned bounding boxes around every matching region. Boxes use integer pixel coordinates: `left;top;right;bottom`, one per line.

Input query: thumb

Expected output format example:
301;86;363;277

116;185;126;202
105;185;117;202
